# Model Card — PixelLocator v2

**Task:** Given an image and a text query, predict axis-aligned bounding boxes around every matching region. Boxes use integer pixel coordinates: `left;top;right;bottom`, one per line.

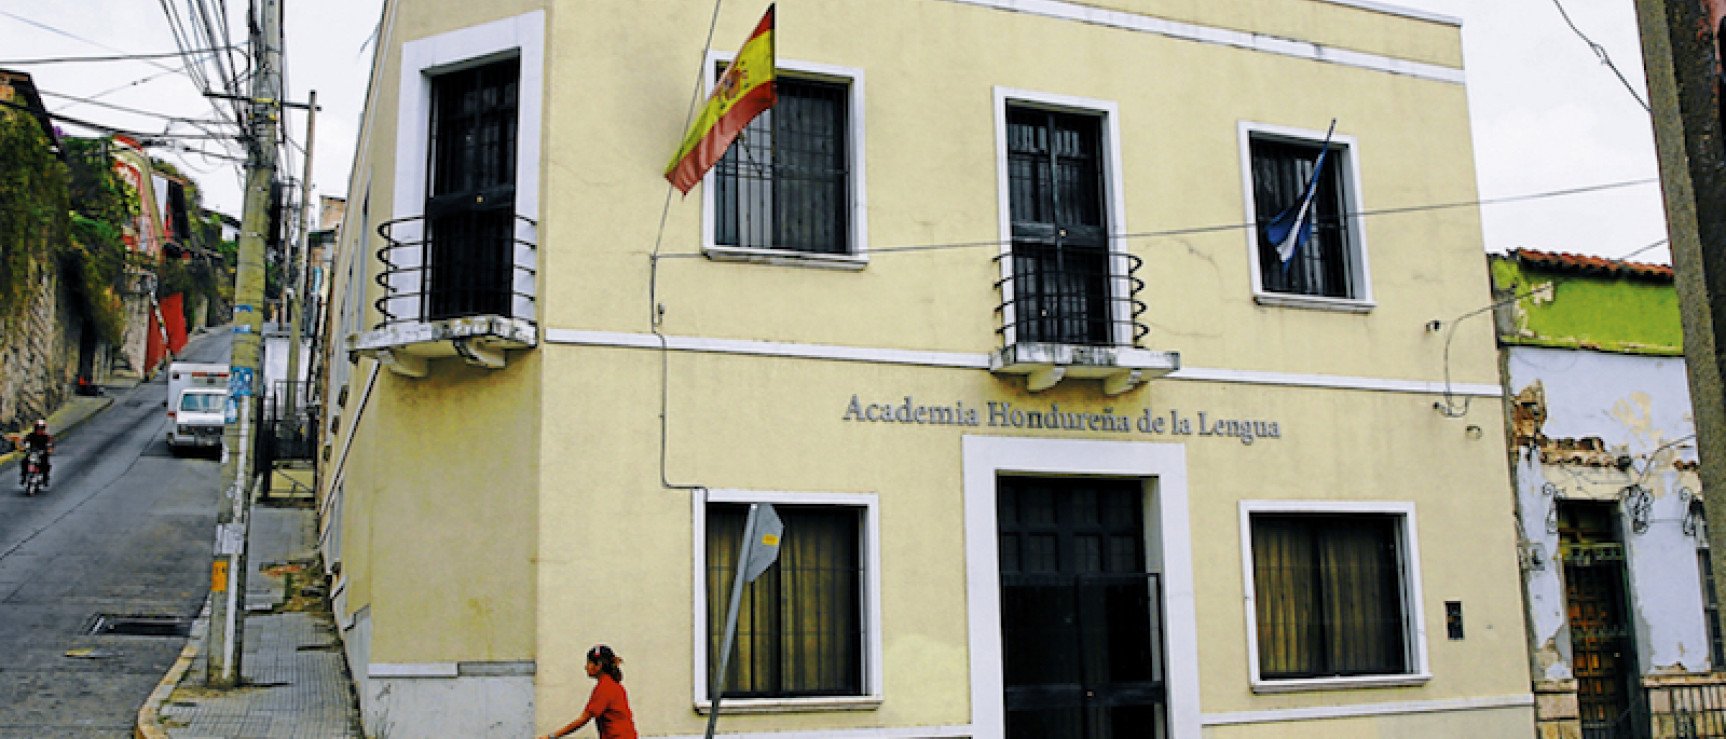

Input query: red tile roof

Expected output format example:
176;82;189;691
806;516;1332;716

1510;248;1673;281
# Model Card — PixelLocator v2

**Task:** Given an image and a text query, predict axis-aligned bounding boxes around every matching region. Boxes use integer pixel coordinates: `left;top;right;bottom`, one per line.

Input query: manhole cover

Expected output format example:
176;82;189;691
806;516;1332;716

86;614;192;637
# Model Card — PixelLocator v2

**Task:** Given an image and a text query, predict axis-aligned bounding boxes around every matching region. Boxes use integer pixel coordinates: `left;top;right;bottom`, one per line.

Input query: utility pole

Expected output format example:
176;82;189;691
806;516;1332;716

1633;0;1726;653
209;0;282;687
285;90;316;423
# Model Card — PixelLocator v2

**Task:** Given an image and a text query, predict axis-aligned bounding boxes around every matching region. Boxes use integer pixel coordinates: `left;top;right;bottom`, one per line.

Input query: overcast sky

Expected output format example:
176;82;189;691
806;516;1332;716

0;0;1671;263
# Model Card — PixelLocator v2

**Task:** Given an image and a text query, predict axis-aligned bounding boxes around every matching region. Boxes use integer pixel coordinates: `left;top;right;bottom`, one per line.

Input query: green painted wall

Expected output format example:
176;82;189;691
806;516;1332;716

1490;256;1683;355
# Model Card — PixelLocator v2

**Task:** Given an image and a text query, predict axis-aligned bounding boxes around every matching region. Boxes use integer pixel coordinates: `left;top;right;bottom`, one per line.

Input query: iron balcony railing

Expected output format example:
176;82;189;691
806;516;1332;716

994;245;1148;349
373;213;538;329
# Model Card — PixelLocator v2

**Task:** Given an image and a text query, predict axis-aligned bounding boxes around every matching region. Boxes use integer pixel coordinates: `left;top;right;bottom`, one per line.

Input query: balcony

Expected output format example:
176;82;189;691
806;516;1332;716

348;213;538;377
992;247;1178;394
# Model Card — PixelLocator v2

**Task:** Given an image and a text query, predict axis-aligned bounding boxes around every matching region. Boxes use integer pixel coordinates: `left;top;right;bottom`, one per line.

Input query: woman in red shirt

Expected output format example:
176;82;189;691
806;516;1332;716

542;645;637;739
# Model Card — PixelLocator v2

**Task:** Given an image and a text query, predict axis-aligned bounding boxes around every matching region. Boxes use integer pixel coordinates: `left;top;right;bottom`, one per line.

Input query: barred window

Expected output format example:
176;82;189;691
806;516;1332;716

1698;503;1725;668
706;503;864;698
715;76;849;255
1250;135;1357;300
424;56;519;320
1250;513;1411;679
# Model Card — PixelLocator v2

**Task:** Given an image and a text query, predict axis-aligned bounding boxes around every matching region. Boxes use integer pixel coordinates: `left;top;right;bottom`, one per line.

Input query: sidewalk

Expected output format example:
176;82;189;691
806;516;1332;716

0;379;134;469
136;502;363;738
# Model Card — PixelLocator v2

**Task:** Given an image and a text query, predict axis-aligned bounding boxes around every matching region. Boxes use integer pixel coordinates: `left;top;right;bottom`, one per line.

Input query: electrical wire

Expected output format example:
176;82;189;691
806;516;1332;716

0;8;245;135
37;89;232;126
158;0;212;95
65;63;196;110
0;47;237;65
650;175;1662;260
1633;433;1699;487
1548;0;1652;112
1614;236;1670;263
0;96;151;139
191;0;239;101
1432;284;1556;418
649;0;730;495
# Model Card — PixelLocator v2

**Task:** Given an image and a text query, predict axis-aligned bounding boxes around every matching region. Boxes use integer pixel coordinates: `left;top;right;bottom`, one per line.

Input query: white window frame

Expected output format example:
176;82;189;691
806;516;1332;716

690;489;884;713
1238;500;1431;693
699;54;869;270
386;11;543;323
993;87;1134;347
337;186;370;377
1237;121;1375;313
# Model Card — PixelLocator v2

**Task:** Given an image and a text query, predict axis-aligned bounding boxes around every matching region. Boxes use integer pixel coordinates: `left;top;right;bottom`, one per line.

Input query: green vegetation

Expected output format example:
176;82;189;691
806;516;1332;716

62;137;139;344
0;105;69;330
0;104;232;344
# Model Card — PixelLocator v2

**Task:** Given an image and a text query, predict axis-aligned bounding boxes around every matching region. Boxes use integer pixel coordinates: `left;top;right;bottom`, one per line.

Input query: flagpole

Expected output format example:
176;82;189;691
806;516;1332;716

705;503;761;739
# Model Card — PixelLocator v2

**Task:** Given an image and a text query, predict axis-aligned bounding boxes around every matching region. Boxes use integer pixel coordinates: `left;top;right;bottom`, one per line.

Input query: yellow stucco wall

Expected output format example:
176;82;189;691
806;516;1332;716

321;0;549;666
533;344;1528;735
540;0;1495;386
326;0;1529;735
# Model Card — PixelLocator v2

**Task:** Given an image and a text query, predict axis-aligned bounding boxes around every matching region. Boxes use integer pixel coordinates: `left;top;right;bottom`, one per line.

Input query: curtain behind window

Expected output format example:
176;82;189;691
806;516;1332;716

707;504;862;697
1252;514;1405;678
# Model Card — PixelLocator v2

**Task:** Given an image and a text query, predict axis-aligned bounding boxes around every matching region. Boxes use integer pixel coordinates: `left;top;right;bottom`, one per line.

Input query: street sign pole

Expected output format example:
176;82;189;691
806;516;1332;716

704;503;761;739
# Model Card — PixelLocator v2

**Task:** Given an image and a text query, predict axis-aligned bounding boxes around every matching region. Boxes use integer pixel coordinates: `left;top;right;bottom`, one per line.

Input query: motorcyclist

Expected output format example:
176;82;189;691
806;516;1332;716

19;419;52;488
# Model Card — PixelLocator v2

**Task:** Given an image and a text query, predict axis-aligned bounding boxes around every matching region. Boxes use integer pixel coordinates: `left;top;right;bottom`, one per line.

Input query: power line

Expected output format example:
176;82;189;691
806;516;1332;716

0;96;150;139
60;63;195;111
1614;237;1670;263
0;96;243;145
0;8;243;131
654;176;1662;260
0;46;237;65
1548;0;1652;113
37;88;235;127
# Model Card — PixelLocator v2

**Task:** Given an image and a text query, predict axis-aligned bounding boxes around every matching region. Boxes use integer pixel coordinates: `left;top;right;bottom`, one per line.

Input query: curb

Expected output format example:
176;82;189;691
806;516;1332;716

0;394;118;471
135;598;211;739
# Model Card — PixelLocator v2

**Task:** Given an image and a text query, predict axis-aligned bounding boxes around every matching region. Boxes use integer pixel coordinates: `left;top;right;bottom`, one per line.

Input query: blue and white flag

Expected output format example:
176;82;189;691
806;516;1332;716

1262;120;1337;267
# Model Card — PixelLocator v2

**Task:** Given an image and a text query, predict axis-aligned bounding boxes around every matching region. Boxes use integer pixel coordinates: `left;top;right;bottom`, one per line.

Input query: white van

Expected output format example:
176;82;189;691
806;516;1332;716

166;362;229;452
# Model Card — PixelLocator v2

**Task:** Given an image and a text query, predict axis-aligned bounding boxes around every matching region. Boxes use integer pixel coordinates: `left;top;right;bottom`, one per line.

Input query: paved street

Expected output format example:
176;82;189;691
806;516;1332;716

0;333;229;738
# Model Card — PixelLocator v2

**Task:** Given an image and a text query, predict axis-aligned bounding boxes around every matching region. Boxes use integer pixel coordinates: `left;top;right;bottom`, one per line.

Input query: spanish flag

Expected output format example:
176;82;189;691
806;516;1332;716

664;5;776;195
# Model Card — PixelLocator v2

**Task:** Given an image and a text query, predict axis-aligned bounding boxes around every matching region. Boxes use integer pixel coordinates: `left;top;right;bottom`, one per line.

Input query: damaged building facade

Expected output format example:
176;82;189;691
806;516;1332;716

1493;249;1722;738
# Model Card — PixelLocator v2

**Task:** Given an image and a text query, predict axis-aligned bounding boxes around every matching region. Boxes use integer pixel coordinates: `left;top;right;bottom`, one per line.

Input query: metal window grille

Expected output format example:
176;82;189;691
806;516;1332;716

1251;136;1355;299
424;57;519;320
1701;534;1726;670
1251;514;1409;679
1004;107;1116;346
706;504;864;698
1657;682;1726;739
715;76;849;254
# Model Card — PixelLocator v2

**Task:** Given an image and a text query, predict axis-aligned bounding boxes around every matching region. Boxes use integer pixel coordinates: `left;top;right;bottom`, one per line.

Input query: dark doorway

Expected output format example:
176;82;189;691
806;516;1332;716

1560;501;1641;739
997;476;1166;739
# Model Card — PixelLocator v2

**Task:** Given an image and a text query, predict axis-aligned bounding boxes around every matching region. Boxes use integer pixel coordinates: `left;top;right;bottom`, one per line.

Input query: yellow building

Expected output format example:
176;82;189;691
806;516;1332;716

319;1;1533;736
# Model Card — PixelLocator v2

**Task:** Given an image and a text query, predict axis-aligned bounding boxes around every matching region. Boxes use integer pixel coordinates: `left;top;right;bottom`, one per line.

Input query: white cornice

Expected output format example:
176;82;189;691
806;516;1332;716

543;328;1503;398
936;0;1465;84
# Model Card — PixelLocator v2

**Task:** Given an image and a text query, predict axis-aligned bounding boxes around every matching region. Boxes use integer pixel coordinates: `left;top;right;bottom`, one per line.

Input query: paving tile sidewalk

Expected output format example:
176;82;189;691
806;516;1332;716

137;504;363;738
